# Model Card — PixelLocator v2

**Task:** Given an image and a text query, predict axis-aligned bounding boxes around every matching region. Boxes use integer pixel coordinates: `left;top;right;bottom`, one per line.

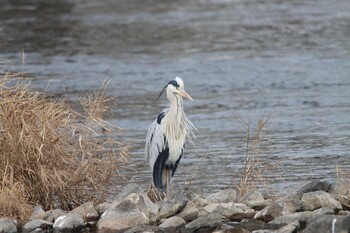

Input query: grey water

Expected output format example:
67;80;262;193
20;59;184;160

1;0;350;197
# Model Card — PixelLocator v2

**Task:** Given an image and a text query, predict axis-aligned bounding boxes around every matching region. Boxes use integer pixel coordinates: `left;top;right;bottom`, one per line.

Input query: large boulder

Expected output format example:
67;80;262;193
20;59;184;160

0;218;17;233
97;193;156;232
302;190;342;211
303;215;350;233
70;202;99;222
53;214;84;233
98;209;148;232
22;219;53;233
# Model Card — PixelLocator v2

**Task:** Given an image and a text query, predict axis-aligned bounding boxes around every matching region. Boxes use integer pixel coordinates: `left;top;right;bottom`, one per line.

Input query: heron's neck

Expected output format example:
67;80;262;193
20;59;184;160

169;95;183;121
164;95;185;140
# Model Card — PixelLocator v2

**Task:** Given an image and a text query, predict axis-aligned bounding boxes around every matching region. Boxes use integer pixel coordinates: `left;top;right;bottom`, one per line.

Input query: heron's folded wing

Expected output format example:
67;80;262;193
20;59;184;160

145;119;167;171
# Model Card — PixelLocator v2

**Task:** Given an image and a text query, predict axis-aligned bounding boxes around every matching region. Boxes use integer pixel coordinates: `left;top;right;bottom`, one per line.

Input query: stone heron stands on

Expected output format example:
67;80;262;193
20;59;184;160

145;77;196;198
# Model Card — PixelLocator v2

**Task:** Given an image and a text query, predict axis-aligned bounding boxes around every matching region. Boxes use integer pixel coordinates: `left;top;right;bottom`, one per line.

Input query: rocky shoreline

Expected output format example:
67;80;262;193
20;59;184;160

1;178;349;233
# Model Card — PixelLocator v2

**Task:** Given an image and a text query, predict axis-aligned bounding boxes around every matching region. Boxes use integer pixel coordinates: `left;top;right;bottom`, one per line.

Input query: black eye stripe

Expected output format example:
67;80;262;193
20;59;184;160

168;80;180;88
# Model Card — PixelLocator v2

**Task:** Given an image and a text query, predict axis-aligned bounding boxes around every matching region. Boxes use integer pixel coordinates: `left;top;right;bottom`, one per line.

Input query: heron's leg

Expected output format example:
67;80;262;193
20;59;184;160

166;169;169;198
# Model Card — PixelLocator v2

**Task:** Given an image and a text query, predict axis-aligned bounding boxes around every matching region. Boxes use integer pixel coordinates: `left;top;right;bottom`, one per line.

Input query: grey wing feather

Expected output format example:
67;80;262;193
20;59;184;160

145;109;168;171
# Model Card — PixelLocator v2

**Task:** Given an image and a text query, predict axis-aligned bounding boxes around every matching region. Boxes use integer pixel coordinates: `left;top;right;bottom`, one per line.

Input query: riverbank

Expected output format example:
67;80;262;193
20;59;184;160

1;178;349;233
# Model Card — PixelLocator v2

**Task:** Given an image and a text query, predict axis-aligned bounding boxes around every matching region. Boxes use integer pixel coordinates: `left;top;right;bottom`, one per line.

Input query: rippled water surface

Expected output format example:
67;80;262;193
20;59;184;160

1;0;350;196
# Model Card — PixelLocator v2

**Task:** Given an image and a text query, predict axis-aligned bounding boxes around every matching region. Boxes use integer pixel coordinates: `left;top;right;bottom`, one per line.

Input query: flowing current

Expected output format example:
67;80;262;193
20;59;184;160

1;0;350;196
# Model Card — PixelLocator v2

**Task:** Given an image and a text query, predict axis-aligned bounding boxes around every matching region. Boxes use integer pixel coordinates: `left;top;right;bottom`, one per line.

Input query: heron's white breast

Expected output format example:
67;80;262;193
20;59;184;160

167;136;185;163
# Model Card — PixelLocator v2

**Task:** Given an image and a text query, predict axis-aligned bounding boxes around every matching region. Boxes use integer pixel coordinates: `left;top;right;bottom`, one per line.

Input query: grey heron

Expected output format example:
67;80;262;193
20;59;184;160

145;77;196;198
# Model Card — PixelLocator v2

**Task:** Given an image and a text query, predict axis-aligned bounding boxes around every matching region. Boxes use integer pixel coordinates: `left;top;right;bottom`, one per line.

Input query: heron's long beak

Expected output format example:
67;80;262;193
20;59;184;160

180;89;193;101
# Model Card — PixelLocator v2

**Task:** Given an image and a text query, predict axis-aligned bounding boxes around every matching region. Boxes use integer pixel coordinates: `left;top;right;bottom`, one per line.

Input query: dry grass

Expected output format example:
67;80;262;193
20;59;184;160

335;166;350;209
234;115;270;196
0;73;127;222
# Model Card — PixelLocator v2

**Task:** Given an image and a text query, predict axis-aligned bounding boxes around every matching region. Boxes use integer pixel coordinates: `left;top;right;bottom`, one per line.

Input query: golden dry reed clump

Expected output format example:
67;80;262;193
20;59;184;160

0;72;127;222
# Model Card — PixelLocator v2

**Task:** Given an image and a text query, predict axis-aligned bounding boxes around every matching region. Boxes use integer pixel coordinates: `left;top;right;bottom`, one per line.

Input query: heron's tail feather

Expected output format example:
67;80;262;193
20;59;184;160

153;148;170;192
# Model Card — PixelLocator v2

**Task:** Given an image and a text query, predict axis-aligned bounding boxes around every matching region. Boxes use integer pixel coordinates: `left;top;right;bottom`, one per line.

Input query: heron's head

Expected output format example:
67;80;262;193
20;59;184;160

157;77;193;101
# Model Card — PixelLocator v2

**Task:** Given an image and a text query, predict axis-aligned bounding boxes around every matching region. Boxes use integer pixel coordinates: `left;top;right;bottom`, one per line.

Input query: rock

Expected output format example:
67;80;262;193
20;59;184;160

279;197;303;213
302;190;342;211
159;216;185;231
331;178;350;206
53;214;84;233
70;202;99;222
331;178;350;194
107;184;144;210
241;219;266;232
275;220;299;233
287;180;330;199
204;202;233;213
197;207;210;217
95;202;110;216
214;205;255;221
254;202;284;222
118;184;143;200
186;191;209;207
98;193;154;232
125;225;164;233
159;199;187;219
254;196;303;223
44;209;68;223
239;189;265;206
338;210;350;216
206;189;237;203
29;229;44;233
233;203;251;211
185;212;222;232
177;201;199;222
214;223;236;232
252;220;299;233
0;218;17;233
98;209;148;232
313;207;334;215
248;200;272;211
303;215;350;233
23;219;53;233
268;211;315;226
30;206;46;220
110;192;158;223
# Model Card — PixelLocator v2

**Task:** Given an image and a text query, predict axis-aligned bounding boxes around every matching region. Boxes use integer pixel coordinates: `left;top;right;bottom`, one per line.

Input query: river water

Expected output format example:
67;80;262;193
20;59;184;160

1;0;350;197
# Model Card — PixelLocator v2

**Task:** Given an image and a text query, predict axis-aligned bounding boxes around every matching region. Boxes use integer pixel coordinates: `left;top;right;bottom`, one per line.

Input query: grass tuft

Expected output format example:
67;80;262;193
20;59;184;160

0;73;127;222
335;166;350;209
234;115;270;196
